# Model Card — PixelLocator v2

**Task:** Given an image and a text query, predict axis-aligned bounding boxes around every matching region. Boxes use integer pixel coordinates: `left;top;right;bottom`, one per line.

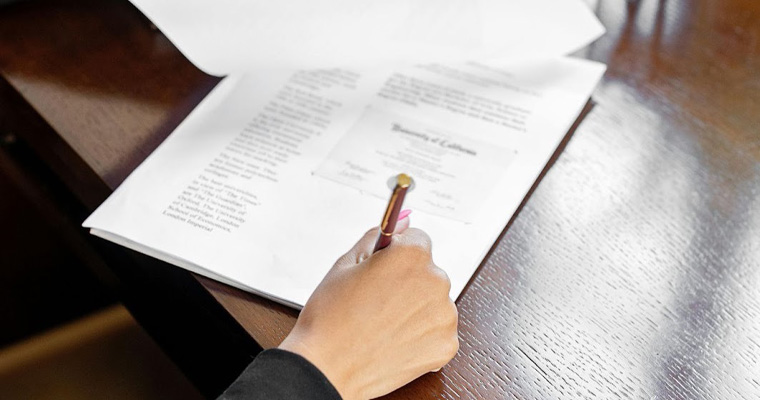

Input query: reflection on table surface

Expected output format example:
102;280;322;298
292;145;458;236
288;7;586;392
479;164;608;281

1;0;758;398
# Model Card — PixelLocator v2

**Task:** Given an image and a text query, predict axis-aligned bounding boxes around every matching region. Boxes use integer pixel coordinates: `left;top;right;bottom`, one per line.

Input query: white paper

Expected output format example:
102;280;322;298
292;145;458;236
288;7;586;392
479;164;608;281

84;58;605;308
315;107;516;223
128;0;605;75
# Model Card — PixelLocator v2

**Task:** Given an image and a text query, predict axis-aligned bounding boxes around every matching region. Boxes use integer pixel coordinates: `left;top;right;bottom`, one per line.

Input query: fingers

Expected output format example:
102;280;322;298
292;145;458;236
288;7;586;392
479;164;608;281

333;210;428;271
393;215;410;234
392;227;432;253
335;211;414;269
333;228;378;269
430;301;459;373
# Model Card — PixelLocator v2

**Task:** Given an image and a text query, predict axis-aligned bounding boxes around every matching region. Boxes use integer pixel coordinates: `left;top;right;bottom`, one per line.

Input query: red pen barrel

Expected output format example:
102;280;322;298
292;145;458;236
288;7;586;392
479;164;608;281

372;174;412;253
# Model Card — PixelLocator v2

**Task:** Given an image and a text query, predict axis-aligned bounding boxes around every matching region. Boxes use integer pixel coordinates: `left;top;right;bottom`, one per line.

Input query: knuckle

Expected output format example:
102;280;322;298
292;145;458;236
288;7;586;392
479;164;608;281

434;266;451;286
414;228;433;245
427;266;451;293
433;300;458;330
441;305;458;333
336;249;365;267
439;336;460;363
446;301;459;326
448;336;460;358
401;228;432;248
334;253;352;267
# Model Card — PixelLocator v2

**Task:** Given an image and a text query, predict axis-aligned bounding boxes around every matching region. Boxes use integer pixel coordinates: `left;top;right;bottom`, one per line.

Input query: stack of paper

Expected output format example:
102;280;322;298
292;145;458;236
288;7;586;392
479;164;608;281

85;0;607;307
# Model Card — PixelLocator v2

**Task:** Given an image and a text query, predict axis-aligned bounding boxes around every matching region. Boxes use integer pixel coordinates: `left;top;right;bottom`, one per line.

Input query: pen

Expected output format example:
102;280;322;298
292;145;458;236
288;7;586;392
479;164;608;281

373;173;413;253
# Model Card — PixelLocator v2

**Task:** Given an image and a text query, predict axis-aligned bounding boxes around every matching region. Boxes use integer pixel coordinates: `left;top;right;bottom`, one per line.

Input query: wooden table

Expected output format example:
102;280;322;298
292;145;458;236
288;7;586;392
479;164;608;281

2;0;759;398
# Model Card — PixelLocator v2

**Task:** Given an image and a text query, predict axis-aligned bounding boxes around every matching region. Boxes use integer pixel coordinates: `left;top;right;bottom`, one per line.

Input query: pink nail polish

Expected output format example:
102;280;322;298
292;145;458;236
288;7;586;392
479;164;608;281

397;209;412;221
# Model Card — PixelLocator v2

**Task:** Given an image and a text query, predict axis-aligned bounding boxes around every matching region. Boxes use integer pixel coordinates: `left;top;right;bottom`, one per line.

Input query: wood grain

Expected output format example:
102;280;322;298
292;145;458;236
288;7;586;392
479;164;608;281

0;0;219;197
2;0;759;398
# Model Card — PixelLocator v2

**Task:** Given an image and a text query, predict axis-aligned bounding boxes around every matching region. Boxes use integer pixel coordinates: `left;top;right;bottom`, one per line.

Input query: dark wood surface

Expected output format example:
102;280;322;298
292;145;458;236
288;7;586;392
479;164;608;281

2;0;759;398
0;115;115;348
0;1;259;397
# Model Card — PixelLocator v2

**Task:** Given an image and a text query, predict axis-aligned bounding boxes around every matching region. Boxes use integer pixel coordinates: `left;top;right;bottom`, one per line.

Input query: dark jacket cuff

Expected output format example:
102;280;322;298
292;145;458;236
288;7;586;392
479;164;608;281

217;348;342;400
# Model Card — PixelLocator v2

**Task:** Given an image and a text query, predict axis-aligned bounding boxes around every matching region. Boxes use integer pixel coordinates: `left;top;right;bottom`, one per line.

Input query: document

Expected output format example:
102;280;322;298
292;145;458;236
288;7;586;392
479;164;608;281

84;58;606;308
315;108;515;222
128;0;605;74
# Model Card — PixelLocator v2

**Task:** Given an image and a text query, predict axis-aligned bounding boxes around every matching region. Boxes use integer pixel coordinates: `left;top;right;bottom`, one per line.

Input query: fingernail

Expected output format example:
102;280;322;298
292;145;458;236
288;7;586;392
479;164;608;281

397;209;412;221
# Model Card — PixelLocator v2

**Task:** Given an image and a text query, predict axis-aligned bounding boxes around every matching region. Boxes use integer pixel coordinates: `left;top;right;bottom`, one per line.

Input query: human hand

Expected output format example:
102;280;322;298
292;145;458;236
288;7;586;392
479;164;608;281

279;218;459;400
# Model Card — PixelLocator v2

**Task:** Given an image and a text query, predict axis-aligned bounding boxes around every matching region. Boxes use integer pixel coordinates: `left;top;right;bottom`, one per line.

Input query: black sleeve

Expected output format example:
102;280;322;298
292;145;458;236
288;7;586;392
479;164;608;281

217;348;342;400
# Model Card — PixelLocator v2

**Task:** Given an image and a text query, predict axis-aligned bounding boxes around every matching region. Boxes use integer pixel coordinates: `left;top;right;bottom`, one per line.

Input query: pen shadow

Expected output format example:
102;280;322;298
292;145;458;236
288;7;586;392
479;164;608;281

455;99;597;301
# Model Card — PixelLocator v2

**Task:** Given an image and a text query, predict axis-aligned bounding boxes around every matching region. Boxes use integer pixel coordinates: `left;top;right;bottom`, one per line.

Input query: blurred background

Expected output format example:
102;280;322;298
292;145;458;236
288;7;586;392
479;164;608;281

0;132;203;398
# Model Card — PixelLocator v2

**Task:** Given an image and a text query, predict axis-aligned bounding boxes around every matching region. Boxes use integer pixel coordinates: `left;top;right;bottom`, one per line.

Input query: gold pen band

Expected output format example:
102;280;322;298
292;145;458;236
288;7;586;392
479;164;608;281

373;173;413;253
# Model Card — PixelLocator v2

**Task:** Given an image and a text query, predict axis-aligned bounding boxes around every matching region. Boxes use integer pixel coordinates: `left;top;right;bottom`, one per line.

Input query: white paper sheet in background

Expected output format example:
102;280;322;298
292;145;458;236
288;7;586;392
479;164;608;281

84;58;606;307
128;0;605;75
314;108;516;223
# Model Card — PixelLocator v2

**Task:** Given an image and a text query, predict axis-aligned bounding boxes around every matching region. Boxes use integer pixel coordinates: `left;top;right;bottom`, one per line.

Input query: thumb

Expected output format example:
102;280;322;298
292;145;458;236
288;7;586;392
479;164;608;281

333;211;412;269
394;213;410;234
333;227;378;269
